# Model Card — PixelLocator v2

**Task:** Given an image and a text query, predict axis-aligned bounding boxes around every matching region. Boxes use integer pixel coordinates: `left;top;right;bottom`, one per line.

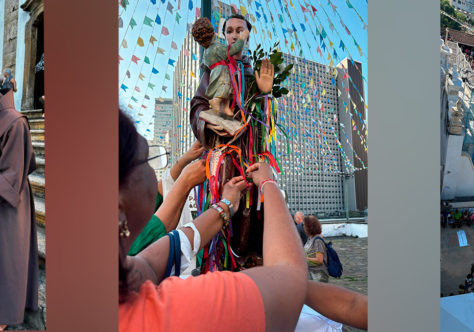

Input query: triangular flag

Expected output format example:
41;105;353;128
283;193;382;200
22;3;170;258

121;0;129;9
131;55;140;64
126;70;130;78
120;84;128;91
168;58;176;66
149;35;157;45
162;85;167;92
167;2;173;13
189;0;193;10
165;74;171;80
191;53;198;61
135;86;141;92
119;17;123;28
144;95;150;100
150;0;156;4
131;96;138;102
161;26;169;36
137;37;144;47
152;67;159;74
171;41;177;49
138;73;145;80
130;18;137;29
176;12;182;24
155;14;161;25
184;48;189;56
122;39;128;48
157;47;165;54
148;83;155;89
143;16;154;27
119;55;123;63
240;5;248;15
196;7;200;18
144;56;150;64
190;71;195;78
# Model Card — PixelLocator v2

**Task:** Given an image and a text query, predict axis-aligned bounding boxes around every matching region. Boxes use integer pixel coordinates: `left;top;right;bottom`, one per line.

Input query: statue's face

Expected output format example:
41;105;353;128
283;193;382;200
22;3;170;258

224;18;247;48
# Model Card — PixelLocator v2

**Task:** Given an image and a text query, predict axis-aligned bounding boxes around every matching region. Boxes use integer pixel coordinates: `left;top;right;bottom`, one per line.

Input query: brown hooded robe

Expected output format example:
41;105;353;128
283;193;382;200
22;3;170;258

0;88;39;325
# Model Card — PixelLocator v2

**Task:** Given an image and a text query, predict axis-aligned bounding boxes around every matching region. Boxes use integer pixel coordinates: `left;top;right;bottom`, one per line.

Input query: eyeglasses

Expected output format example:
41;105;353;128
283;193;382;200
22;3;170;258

137;145;169;170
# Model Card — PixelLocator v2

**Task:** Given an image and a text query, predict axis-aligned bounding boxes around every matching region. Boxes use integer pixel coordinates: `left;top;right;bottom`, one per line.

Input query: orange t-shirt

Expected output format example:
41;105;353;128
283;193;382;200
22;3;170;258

119;271;265;332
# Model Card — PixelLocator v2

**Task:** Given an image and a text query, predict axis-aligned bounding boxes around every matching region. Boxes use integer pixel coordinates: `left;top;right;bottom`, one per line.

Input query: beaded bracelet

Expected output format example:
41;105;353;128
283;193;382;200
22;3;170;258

210;203;231;226
219;198;235;218
259;179;277;193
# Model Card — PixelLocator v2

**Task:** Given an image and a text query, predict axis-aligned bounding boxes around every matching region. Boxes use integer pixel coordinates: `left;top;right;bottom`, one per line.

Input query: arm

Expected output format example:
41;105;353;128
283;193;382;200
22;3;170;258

241;163;308;332
155;160;206;232
158;141;204;196
0;118;32;206
127;176;248;289
307;254;324;265
305;281;368;329
12;78;17;92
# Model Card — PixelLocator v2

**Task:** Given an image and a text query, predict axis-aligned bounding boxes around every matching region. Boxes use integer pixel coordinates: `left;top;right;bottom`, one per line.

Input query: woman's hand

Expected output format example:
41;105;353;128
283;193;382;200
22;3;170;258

221;176;248;211
246;162;274;187
180;160;206;189
255;59;274;94
181;141;205;165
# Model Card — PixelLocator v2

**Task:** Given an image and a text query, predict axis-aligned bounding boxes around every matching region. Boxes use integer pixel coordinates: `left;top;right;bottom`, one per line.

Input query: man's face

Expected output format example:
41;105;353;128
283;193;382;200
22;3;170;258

294;212;304;224
225;18;248;48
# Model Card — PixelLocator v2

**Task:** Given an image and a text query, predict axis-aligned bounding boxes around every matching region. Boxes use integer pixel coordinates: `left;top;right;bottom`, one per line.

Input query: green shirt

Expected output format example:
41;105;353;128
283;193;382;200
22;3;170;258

128;192;167;256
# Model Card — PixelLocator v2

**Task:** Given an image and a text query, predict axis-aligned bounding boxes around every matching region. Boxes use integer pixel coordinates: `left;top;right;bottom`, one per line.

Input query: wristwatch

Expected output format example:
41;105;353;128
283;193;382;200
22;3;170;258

219;198;235;218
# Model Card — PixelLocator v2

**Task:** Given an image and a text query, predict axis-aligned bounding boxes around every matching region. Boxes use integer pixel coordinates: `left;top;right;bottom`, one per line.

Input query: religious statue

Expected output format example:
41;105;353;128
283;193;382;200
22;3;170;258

192;17;249;136
190;14;291;272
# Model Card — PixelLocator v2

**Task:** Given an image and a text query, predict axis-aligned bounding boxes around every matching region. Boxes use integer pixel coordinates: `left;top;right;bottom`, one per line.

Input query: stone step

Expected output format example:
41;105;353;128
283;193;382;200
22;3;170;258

29;118;44;130
29;173;45;199
37;224;45;267
32;141;45;158
34;196;45;227
21;109;44;120
31;129;44;142
34;157;45;175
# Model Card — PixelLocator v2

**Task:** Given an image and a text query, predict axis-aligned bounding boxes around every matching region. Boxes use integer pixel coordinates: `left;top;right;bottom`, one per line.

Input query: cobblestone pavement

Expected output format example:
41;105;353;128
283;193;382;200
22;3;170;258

441;225;474;296
6;268;46;330
328;236;367;332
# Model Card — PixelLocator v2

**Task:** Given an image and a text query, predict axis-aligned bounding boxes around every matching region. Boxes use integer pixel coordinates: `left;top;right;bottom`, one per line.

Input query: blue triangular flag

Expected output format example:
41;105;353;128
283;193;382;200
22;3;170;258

168;58;176;66
188;0;193;10
152;67;159;74
155;14;161;25
300;23;306;32
121;84;128;91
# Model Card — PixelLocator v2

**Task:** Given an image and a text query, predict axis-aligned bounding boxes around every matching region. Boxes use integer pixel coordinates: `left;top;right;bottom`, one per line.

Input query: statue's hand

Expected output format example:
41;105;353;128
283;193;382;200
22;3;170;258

255;58;274;94
206;123;233;137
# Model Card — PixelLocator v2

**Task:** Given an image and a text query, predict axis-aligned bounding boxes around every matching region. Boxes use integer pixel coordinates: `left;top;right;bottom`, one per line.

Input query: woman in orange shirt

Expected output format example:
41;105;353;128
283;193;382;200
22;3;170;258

118;109;308;331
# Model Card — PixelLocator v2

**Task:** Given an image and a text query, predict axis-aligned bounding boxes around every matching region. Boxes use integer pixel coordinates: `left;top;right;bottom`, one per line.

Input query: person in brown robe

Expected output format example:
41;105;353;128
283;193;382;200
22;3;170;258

190;14;274;269
0;88;39;328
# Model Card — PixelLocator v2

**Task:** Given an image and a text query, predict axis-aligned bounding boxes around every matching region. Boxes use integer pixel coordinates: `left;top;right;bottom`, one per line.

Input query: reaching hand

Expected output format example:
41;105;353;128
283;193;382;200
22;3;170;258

221;176;249;211
182;141;205;164
246;162;275;187
255;58;274;94
180;160;207;188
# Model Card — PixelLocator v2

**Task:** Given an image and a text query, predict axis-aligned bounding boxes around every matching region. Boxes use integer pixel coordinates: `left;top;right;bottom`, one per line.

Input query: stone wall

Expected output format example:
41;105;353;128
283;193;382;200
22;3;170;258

2;0;19;71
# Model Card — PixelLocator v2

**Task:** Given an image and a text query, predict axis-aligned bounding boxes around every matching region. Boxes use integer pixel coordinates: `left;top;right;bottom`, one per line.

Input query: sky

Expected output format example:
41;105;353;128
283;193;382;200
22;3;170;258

118;0;367;139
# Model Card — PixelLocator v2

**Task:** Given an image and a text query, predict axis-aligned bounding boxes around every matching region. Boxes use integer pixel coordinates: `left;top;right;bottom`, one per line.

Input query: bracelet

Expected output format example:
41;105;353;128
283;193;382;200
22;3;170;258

210;203;230;226
219;198;235;217
259;179;277;193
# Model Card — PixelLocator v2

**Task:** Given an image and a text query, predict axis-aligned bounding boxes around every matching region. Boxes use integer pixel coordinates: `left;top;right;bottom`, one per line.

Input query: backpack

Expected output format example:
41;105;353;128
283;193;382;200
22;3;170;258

315;236;343;278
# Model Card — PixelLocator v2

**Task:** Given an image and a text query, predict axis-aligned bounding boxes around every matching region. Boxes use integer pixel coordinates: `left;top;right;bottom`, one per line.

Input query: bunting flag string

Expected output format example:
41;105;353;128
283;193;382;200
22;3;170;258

123;0;168;106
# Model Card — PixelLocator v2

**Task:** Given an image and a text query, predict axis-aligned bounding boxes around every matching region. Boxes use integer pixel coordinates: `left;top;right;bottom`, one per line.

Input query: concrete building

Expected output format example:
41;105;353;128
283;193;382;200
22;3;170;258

276;53;367;216
440;38;474;205
449;0;474;16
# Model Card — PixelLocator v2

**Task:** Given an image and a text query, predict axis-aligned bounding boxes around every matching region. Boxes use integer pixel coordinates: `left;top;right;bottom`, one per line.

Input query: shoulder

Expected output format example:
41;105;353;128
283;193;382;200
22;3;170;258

120;272;265;331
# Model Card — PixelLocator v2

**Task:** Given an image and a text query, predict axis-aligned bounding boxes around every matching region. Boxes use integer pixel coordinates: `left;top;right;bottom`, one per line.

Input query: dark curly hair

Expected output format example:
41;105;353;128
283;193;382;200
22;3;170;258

222;14;252;36
192;17;215;49
303;216;322;237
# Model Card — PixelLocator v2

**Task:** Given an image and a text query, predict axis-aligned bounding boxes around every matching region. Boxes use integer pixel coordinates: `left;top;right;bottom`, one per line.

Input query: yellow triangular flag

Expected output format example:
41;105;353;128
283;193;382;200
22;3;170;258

240;5;248;15
138;73;145;80
122;39;128;48
268;31;272;39
327;53;331;60
329;40;333;49
149;35;157;45
137;37;144;47
190;71;196;78
291;42;295;51
329;59;334;67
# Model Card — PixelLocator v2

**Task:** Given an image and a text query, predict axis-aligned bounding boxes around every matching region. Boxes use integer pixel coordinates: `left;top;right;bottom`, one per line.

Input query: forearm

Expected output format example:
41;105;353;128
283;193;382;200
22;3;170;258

156;177;192;231
169;157;188;181
307;256;323;265
180;206;225;252
262;183;307;272
305;281;368;329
